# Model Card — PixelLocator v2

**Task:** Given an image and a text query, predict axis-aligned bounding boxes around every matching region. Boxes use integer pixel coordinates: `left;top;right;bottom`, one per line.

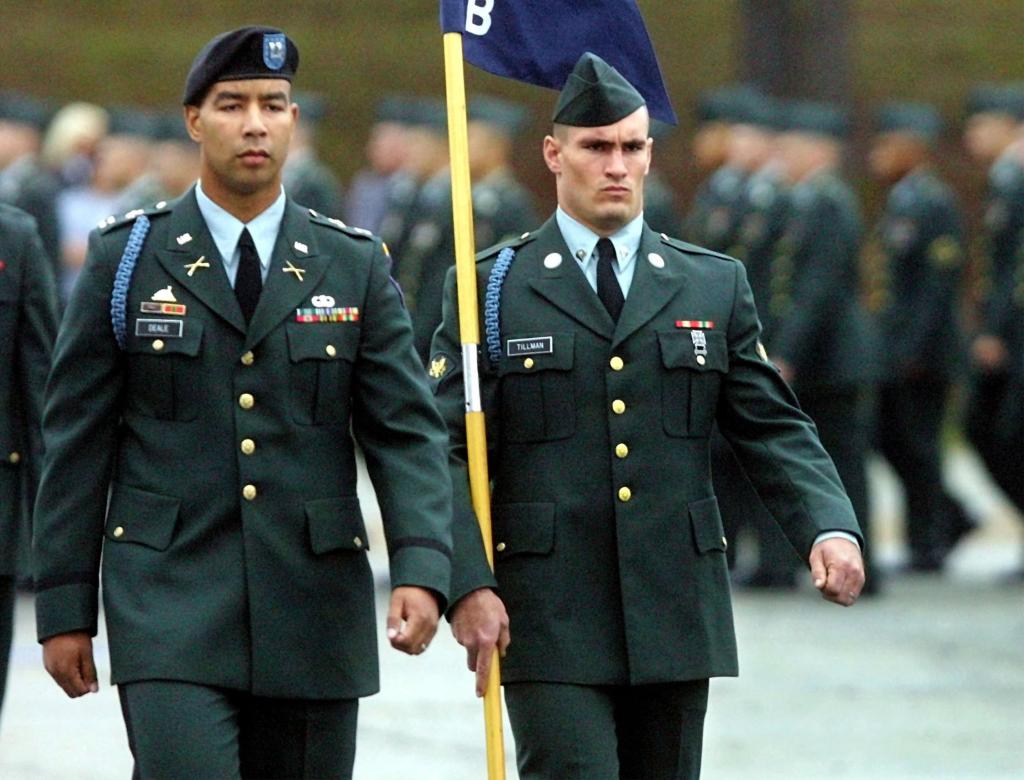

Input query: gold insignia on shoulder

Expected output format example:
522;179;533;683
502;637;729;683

429;356;448;379
928;236;961;269
756;340;770;362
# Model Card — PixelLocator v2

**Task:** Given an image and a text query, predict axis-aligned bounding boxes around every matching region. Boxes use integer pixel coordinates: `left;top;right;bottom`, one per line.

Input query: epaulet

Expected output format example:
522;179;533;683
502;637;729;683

659;234;735;262
98;200;172;234
476;231;536;263
307;209;377;240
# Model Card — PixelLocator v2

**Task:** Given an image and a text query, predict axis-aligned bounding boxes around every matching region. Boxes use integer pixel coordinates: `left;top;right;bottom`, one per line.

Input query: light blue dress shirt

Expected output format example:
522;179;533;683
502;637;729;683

195;181;286;285
555;207;644;297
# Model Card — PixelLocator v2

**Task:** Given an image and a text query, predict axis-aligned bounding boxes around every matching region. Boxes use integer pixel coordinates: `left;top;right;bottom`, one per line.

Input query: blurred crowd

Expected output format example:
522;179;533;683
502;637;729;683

1;82;1021;591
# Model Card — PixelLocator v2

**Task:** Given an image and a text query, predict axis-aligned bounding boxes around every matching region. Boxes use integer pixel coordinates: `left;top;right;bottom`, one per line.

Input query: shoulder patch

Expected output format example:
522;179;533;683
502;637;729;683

309;211;376;240
659;234;736;262
475;231;537;264
99;200;171;234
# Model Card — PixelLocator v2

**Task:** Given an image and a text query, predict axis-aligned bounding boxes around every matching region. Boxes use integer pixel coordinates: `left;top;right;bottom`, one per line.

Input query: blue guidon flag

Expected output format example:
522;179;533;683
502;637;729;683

440;0;676;125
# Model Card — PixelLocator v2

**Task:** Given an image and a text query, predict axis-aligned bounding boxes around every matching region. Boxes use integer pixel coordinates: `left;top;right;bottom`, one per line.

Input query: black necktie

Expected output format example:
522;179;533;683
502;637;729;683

235;228;262;324
596;237;624;322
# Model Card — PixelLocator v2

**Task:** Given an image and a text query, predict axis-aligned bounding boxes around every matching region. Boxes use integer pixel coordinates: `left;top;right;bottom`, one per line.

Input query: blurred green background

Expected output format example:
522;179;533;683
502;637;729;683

2;0;1022;211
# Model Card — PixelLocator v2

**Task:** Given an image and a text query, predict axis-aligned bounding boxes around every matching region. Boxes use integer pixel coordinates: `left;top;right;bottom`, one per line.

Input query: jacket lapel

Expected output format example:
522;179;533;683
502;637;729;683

526;218;614;340
244;200;328;350
612;225;686;348
155;188;247;335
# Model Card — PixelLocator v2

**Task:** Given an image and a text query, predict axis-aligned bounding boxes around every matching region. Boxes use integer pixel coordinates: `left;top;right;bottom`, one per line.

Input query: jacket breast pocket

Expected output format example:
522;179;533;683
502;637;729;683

286;322;359;426
497;333;575;443
658;330;728;438
124;320;204;421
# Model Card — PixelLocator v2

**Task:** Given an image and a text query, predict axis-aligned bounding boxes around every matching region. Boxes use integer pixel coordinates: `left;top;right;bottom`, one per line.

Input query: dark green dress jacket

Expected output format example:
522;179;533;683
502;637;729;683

430;217;861;687
33;189;452;700
0;205;59;576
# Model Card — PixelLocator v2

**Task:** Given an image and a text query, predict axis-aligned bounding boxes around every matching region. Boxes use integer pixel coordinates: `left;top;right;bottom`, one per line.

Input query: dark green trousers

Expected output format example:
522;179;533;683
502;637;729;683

118;681;358;779
504;680;710;780
0;576;13;719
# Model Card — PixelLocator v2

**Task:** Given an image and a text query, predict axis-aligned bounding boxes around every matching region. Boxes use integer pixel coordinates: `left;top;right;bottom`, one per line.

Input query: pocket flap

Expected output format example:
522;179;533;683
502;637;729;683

689;496;727;553
126;319;203;356
105;483;181;550
493;502;555;560
498;333;574;376
658;330;728;372
305;496;368;554
287;322;359;363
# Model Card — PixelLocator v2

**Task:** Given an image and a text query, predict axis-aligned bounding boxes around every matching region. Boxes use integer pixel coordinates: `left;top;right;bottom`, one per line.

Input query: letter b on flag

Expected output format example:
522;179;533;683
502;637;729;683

465;0;494;35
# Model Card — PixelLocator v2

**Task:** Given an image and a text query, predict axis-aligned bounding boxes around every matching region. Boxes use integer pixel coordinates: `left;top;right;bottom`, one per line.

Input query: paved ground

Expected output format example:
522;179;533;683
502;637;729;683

1;446;1022;778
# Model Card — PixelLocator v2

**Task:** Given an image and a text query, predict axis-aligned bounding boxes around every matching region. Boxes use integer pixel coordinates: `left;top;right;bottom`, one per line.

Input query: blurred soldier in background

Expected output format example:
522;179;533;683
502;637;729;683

467;95;539;251
643;118;681;235
0;206;59;725
962;84;1024;520
770;100;879;587
711;91;805;588
683;84;764;251
105;107;165;214
866;102;972;571
283;91;345;219
150;110;202;201
0;92;61;278
345;97;412;233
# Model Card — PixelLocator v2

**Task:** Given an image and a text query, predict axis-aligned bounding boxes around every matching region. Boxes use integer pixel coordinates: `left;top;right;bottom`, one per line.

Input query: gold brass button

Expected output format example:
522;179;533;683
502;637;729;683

610;356;624;371
523;357;535;369
239;393;254;410
242;484;257;501
612;399;626;415
496;542;507;552
325;344;337;358
615;443;629;459
152;339;165;352
353;536;364;549
240;439;256;455
240;350;255;366
696;355;706;366
113;526;125;538
7;452;20;465
618;486;632;502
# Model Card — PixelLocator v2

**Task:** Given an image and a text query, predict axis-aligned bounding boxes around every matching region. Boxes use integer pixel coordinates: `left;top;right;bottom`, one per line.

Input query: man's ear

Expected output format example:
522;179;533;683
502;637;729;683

543;135;561;174
184;106;202;143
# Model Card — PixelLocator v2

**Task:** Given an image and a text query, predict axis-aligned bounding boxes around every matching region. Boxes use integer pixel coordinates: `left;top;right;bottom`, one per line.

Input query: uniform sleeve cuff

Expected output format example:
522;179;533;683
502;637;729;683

388;544;452;614
35;582;99;642
812;530;861;549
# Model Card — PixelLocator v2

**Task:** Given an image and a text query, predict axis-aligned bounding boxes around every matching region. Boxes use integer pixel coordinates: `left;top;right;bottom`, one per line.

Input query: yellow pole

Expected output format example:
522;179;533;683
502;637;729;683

442;30;506;780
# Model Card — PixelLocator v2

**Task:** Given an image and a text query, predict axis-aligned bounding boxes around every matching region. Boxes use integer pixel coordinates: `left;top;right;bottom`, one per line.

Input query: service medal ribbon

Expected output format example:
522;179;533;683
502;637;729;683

295;306;360;323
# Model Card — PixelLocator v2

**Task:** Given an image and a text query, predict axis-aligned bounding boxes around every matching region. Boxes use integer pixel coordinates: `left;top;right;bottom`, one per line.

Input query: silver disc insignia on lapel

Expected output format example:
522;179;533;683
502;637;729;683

543;252;563;269
648;252;665;269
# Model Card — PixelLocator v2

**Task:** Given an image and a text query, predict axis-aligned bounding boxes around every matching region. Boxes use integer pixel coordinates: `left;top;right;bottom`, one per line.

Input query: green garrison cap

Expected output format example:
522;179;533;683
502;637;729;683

552;52;646;127
469;95;528;137
781;100;850;140
965;83;1024;120
183;26;299;106
0;91;52;130
876;102;942;144
696;84;772;126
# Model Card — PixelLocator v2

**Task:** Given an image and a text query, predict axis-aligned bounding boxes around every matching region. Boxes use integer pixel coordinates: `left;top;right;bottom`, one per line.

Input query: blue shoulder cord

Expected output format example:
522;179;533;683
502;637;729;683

110;215;151;350
483;246;516;366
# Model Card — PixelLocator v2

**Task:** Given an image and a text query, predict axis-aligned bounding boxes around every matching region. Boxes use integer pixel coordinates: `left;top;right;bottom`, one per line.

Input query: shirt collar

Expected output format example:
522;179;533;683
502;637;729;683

556;207;644;269
195;181;286;269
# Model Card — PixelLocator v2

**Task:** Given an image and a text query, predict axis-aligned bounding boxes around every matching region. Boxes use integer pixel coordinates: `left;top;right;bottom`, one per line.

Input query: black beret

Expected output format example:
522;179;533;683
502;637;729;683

965;83;1024;120
876;102;942;144
553;52;646;128
781;100;850;140
183;26;299;106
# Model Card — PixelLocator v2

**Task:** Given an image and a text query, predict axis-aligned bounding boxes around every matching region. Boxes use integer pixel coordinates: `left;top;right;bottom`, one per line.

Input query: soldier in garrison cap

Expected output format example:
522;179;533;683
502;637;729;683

641;118;682;235
347;95;415;234
866;102;974;571
432;52;865;778
0;205;59;724
767;100;881;591
962;83;1024;520
33;25;453;777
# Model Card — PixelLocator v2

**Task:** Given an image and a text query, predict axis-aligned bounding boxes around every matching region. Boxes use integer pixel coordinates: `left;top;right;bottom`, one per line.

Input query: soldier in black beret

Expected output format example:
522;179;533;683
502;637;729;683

33;25;452;777
433;53;865;778
866;102;974;571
